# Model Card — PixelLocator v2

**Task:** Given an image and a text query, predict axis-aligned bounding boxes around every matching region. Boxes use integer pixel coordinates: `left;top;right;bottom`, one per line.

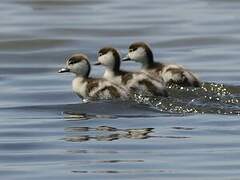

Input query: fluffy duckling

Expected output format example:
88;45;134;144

94;47;168;97
59;53;129;100
123;42;201;87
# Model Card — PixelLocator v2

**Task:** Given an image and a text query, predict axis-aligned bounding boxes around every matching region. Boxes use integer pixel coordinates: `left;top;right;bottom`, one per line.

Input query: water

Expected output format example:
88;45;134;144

0;0;240;179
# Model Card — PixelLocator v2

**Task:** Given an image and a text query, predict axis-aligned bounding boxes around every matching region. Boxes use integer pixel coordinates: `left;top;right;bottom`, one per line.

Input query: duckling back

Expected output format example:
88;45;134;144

161;64;200;87
108;71;168;97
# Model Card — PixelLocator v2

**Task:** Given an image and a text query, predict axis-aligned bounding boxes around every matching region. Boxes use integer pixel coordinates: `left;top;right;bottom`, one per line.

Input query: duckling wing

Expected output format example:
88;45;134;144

138;78;168;97
99;85;122;98
89;79;128;100
162;65;200;87
119;71;134;85
128;72;168;97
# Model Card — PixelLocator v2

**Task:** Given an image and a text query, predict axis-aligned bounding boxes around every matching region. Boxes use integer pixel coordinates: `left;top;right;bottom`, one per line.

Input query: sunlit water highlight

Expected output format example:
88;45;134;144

134;82;240;115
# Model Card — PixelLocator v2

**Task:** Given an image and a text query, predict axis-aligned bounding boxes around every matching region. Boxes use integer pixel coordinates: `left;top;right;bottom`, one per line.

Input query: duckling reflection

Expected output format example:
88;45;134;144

63;126;154;142
63;112;116;120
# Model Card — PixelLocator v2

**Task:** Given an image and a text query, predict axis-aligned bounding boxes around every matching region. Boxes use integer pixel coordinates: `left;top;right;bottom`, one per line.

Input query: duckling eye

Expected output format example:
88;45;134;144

99;53;103;57
68;59;79;65
68;60;74;65
130;48;137;52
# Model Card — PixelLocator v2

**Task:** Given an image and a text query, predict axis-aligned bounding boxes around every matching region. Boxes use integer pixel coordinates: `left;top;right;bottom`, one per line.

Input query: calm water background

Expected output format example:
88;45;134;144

0;0;240;179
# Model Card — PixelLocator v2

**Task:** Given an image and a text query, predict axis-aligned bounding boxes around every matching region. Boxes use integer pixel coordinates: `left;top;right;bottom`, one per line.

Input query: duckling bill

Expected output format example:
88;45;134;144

59;67;70;73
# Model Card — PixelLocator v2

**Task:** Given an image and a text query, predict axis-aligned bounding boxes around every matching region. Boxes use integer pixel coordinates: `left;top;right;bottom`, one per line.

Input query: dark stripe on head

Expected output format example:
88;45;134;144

67;54;87;65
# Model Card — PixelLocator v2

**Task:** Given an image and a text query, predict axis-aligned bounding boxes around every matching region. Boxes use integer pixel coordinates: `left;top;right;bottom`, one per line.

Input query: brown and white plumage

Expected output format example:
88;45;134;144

58;53;129;100
94;47;168;97
123;42;201;87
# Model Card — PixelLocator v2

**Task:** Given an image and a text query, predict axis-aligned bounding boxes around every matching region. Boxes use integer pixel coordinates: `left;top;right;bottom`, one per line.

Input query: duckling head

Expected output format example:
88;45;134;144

94;47;121;72
59;53;91;77
123;42;154;66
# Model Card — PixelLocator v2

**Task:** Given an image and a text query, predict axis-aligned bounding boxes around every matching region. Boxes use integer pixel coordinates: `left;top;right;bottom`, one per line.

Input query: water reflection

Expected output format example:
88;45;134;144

64;126;154;142
63;112;116;121
64;124;190;142
72;169;166;174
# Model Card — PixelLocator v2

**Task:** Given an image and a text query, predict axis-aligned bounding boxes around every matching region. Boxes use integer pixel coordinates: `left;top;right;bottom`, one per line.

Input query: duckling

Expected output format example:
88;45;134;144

58;53;129;100
123;42;201;87
94;47;168;97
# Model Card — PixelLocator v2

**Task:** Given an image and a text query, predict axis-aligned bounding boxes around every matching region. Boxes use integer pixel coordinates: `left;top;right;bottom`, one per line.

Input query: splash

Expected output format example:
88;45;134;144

133;82;240;115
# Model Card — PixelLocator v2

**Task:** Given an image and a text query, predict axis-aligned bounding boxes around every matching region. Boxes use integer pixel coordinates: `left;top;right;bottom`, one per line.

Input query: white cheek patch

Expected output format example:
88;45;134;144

98;51;115;67
128;51;135;59
129;47;146;62
71;61;89;76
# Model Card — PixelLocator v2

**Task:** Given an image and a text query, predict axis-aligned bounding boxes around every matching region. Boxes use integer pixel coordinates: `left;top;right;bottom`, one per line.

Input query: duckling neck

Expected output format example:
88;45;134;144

104;68;119;79
75;75;86;82
141;58;154;69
